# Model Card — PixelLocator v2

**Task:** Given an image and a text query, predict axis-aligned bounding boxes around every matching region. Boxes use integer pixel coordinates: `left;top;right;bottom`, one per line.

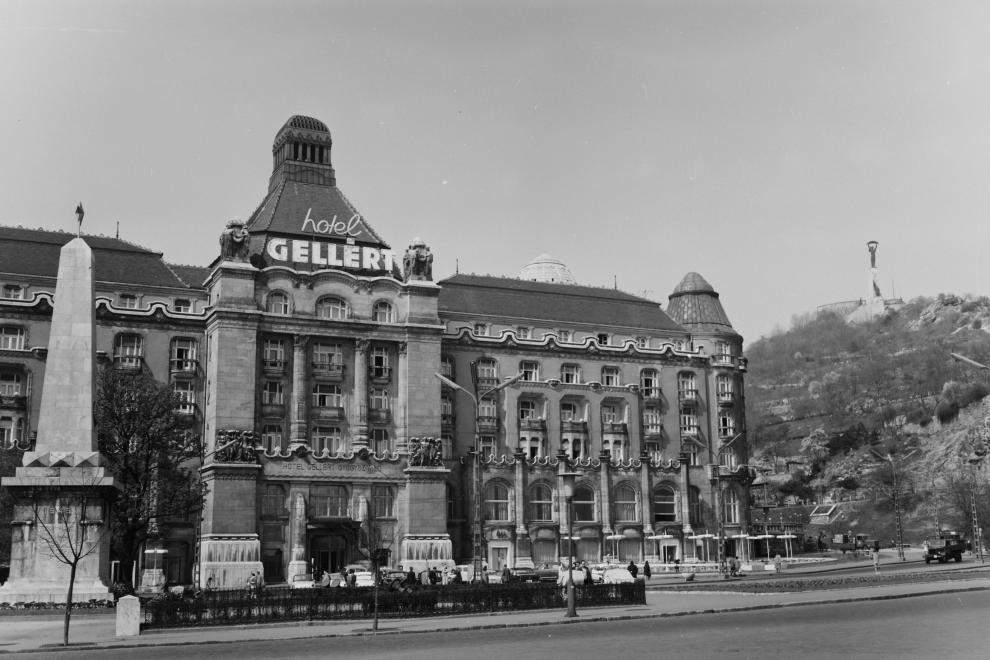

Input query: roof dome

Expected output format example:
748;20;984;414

285;115;329;133
667;271;738;335
518;253;577;285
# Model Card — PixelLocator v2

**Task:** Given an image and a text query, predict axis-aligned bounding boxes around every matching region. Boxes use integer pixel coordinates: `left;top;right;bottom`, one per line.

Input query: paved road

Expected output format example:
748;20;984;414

33;590;990;659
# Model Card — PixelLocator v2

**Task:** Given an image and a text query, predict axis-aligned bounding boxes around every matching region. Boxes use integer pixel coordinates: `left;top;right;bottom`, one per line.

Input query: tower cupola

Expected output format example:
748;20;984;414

269;115;336;191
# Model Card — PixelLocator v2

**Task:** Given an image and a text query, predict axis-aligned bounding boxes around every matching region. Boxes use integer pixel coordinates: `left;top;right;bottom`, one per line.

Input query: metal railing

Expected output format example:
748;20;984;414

141;582;645;630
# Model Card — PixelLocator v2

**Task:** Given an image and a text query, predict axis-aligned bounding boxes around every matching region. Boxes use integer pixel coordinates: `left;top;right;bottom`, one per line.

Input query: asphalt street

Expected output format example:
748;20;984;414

30;590;990;660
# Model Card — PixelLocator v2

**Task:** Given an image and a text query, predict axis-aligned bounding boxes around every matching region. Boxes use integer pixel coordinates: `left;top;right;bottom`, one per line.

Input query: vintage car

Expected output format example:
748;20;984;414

290;573;316;589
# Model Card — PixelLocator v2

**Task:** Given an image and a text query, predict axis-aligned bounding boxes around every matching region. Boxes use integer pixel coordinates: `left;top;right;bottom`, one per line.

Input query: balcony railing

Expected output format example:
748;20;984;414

0;395;27;410
519;418;547;432
641;387;661;399
169;358;199;374
312;362;345;378
311;406;346;421
643;424;663;438
560;420;587;433
718;427;737;439
602;422;628;434
680;425;700;438
711;354;736;367
478;415;499;429
368;408;391;423
476;376;499;389
678;389;699;404
263;359;287;373
113;355;143;370
441;413;455;427
369;366;392;381
717;391;734;405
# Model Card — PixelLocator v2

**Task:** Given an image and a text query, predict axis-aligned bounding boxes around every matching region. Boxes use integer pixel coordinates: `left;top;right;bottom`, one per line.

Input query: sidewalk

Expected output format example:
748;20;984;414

2;576;989;654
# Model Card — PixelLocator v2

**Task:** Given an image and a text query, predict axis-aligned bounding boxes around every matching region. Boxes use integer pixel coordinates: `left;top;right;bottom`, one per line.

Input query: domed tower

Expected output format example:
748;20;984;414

666;272;738;339
518;253;577;284
269;115;336;191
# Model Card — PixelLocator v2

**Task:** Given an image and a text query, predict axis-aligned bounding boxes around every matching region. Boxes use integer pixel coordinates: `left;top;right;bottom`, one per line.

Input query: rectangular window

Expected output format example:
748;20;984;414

173;381;195;414
263;339;285;369
556;329;572;343
477;359;498;380
679;408;698;434
262;381;284;405
596;333;610;346
262;487;284;518
601;404;617;424
118;294;138;309
372;485;394;518
635;336;648;349
0;327;25;350
173;298;192;313
370;389;389;410
560;364;580;384
371;347;390;378
473;323;488;336
717;375;733;397
560;402;578;422
312;426;342;454
478;397;497;418
313;384;343;408
718;413;735;438
0;371;22;396
520;361;539;381
313;342;343;367
311;485;349;518
641;369;659;398
518;400;536;420
372;428;391;453
643;407;662;435
113;335;143;368
2;284;24;300
516;326;530;339
602;367;620;387
479;435;496;457
261;424;282;452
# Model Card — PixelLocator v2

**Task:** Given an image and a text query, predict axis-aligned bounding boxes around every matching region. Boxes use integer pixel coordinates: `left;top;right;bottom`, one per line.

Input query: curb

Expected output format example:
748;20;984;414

4;583;989;655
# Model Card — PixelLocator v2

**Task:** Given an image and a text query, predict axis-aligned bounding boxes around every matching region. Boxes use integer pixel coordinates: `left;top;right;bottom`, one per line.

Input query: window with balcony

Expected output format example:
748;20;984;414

370;388;389;411
529;484;553;521
312;342;343;372
479;434;496;457
261;424;283;452
519;436;545;459
476;358;498;382
678;372;698;401
713;341;732;364
560;364;581;384
371;346;390;379
640;369;659;398
601;366;620;387
173;381;195;414
562;436;585;460
441;395;453;427
520;361;539;382
263;339;286;370
0;327;25;350
316;297;349;320
601;403;618;424
516;326;530;339
372;301;395;323
0;371;22;396
573;486;595;522
653;486;676;523
311;485;349;518
372;428;392;454
261;381;284;405
372;485;394;518
312;426;342;454
518;399;537;420
478;397;497;419
614;484;637;522
119;293;138;309
2;284;24;300
724;489;740;524
720;450;738;470
603;437;625;460
473;323;489;337
484;482;510;521
313;383;342;408
556;329;572;343
440;355;454;378
679;408;699;435
1;416;24;449
113;334;143;368
645;440;662;460
684;445;700;466
173;298;192;313
643;406;662;435
266;291;290;315
718;412;735;438
560;401;579;422
170;337;198;372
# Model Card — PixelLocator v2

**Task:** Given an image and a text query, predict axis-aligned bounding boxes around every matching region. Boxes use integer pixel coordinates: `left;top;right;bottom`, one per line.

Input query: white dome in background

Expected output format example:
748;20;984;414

518;253;576;285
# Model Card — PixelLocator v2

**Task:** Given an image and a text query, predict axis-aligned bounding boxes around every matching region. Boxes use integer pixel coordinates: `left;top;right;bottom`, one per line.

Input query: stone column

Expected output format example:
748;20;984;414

556;453;569;562
394;342;408;453
286;493;308;581
289;335;309;448
639;460;655;562
513;450;532;568
351;338;369;449
679;460;694;559
599;451;612;535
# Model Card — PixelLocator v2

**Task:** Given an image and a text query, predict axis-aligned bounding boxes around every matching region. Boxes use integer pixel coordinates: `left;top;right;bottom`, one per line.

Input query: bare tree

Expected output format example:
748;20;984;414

358;495;396;632
19;487;112;646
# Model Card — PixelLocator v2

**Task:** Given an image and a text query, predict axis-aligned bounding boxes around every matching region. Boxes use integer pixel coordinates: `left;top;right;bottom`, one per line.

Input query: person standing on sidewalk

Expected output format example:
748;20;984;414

627;561;638;578
873;546;881;574
643;561;652;581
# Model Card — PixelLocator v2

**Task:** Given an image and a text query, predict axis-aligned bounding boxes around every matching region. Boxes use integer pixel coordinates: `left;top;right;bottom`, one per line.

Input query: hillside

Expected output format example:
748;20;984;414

744;294;990;542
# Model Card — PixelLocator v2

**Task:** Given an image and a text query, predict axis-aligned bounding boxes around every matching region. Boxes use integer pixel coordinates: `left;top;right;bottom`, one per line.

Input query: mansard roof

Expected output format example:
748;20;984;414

438;273;686;333
666;271;739;337
0;225;201;290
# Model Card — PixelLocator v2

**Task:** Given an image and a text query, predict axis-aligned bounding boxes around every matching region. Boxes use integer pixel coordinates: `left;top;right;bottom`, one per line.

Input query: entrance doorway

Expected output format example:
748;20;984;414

490;546;508;571
310;534;348;575
661;544;678;563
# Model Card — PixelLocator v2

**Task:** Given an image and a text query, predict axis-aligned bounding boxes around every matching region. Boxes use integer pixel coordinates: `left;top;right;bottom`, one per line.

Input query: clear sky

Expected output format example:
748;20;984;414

2;0;988;343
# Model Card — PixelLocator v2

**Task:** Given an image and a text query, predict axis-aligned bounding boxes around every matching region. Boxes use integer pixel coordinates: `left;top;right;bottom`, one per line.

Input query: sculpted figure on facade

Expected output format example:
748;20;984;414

214;429;259;463
402;238;433;282
219;219;251;262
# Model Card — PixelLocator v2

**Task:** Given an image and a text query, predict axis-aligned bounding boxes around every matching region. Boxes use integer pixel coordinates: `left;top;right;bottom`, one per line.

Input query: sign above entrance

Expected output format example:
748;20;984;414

263;459;399;480
265;237;395;273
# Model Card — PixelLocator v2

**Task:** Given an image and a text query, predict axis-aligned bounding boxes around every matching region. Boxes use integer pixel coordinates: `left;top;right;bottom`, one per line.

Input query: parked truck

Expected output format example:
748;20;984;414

923;531;967;564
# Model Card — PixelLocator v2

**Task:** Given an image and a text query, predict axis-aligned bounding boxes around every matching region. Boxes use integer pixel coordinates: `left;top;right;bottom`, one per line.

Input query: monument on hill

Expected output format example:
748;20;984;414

0;236;116;604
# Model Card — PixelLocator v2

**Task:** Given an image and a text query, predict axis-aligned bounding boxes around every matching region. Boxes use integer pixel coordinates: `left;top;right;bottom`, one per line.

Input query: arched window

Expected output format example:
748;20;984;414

372;301;394;323
372;485;394;518
614;484;637;522
653;486;676;523
266;291;290;315
573;485;595;522
484;482;510;521
113;334;144;369
724;489;739;524
529;484;553;521
316;296;349;320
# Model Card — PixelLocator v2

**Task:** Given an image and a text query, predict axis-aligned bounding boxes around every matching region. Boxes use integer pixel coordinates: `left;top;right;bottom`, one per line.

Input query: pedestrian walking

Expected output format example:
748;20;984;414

247;572;258;598
346;568;356;587
501;565;511;584
873;547;881;574
627;560;638;578
584;563;593;585
643;561;652;580
406;567;417;586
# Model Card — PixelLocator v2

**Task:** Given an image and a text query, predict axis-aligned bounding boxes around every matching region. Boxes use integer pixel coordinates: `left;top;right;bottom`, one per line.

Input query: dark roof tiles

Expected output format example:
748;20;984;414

666;271;738;336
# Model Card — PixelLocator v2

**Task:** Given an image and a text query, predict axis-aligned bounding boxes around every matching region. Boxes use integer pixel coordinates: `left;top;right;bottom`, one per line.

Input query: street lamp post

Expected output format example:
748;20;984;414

967;431;987;564
870;448;916;562
712;433;744;577
558;465;581;618
436;371;523;582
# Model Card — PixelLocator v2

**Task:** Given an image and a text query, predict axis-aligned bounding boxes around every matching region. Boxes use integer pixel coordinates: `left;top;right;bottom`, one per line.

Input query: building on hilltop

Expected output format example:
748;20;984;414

1;115;753;589
817;241;905;322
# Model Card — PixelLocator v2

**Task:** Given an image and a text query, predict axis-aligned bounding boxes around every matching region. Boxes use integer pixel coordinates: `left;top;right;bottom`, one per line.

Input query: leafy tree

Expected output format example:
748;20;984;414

94;366;205;590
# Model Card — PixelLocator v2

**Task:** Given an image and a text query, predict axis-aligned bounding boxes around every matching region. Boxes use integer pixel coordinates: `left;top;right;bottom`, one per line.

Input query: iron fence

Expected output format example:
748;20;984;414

141;581;645;630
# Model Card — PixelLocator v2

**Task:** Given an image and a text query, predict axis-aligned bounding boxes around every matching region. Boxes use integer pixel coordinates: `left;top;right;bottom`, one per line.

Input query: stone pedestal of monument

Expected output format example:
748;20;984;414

0;237;117;604
400;465;453;573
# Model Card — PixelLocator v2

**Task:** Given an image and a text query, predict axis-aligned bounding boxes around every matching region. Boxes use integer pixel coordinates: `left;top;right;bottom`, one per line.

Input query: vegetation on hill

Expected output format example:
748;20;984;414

745;294;990;543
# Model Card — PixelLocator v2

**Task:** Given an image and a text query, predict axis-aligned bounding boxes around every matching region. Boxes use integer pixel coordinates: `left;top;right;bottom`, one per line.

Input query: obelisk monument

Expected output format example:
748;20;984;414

0;236;116;603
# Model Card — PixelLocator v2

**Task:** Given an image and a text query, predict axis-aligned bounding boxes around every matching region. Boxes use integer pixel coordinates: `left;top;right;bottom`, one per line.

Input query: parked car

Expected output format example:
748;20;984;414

506;567;539;583
381;569;408;587
534;565;560;582
556;564;587;585
353;571;375;587
600;567;636;584
290;573;316;589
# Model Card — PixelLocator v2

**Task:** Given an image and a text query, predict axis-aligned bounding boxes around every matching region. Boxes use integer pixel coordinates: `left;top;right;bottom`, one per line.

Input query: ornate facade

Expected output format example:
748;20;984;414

0;115;752;587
